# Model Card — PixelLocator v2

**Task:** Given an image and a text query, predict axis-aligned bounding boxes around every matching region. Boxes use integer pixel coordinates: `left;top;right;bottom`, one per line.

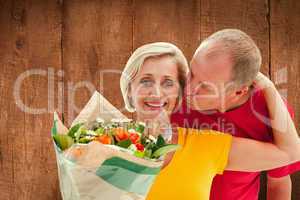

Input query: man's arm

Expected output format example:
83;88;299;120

267;175;292;200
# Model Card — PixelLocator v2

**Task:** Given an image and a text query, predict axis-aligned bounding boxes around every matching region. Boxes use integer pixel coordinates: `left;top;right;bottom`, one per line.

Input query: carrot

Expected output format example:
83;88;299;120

96;135;112;144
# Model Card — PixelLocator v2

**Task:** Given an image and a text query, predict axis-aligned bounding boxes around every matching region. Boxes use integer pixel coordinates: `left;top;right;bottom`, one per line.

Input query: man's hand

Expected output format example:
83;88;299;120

267;175;292;200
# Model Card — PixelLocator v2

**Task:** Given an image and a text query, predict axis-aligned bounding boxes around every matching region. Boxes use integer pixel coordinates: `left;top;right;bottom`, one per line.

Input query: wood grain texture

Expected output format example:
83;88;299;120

270;0;300;132
0;1;299;199
133;0;200;61
270;0;300;199
0;2;19;199
0;0;62;199
62;0;133;126
200;0;270;75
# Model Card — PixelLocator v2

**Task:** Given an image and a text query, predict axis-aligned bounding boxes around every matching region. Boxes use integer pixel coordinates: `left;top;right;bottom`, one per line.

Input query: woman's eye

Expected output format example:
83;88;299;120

162;79;175;87
140;79;153;87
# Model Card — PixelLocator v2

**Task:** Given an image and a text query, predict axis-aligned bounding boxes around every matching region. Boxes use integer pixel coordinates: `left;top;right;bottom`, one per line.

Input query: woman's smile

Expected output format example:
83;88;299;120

143;99;168;110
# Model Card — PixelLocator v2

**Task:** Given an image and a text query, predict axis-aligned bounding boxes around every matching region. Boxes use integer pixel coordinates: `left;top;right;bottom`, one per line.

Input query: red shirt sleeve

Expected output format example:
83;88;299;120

267;99;299;178
268;161;300;178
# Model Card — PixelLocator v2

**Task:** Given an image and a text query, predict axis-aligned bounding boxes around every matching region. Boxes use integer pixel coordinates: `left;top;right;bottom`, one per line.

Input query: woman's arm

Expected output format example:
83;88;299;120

226;137;292;171
226;73;300;172
256;73;300;160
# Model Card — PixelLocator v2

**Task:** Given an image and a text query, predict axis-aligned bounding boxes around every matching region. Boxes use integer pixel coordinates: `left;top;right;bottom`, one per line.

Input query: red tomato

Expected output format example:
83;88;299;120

135;143;144;151
129;133;140;144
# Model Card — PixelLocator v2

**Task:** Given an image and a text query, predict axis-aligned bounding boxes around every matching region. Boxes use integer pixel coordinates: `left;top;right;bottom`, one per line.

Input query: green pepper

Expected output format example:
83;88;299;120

78;137;92;144
53;134;74;151
134;150;145;158
152;144;180;159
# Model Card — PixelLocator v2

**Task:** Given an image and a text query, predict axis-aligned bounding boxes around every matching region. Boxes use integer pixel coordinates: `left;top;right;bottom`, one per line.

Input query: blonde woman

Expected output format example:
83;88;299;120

120;42;189;140
120;42;300;200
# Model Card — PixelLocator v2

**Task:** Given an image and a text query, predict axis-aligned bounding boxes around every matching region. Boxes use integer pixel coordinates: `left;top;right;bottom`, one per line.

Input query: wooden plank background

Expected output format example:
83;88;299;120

0;0;299;199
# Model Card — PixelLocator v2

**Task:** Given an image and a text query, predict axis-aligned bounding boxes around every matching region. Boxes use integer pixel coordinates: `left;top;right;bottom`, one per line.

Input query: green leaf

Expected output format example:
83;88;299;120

53;134;74;151
144;149;152;158
140;136;148;146
116;139;132;149
95;127;105;135
135;122;145;133
51;120;58;136
74;127;85;142
152;144;180;159
156;135;166;148
67;123;83;138
126;122;135;130
146;142;158;154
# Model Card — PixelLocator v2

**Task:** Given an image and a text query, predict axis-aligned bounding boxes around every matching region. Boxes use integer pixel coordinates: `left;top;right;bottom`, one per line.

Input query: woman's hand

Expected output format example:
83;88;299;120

253;72;275;89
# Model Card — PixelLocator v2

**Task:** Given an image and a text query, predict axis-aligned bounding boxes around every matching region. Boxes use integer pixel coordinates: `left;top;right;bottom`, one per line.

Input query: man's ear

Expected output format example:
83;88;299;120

235;85;249;96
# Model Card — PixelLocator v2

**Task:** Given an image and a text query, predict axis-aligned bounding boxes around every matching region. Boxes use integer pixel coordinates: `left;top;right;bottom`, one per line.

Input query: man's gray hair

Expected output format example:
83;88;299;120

197;29;262;86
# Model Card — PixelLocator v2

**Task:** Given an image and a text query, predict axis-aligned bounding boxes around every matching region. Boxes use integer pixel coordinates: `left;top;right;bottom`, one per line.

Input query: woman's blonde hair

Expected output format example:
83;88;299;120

120;42;189;112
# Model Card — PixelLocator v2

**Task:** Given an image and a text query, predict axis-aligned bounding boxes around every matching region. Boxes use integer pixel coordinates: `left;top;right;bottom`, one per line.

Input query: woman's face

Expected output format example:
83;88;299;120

129;56;181;121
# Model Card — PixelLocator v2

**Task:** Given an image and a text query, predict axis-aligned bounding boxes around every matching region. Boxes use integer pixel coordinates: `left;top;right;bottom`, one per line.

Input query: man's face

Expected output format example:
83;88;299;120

185;47;240;112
